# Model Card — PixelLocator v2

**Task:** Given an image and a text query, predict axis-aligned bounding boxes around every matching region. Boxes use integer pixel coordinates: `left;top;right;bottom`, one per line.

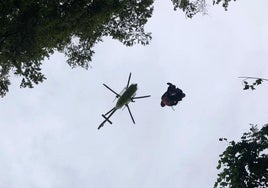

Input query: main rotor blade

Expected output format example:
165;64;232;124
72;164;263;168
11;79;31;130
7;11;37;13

126;72;131;88
132;95;151;99
103;84;120;97
126;104;135;124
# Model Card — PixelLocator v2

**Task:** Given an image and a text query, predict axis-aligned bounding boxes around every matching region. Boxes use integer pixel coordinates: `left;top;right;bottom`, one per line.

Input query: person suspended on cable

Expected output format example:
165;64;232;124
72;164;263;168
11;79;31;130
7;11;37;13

160;83;185;107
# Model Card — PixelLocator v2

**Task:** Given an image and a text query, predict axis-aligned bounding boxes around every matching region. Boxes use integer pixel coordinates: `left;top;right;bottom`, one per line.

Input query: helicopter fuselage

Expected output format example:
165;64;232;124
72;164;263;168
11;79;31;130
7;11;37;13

98;73;150;129
116;84;137;109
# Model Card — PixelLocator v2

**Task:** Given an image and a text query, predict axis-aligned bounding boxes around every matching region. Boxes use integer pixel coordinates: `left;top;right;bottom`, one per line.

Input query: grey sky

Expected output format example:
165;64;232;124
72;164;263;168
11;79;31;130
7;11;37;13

1;0;268;187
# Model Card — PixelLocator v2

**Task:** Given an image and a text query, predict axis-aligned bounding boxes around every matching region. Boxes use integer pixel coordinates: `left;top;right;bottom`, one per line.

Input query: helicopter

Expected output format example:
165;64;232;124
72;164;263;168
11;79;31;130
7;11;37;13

98;73;150;129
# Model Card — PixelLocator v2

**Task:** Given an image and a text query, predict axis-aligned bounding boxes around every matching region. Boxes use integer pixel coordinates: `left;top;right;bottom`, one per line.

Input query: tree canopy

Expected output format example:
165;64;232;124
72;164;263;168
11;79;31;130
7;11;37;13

0;0;155;96
0;0;235;97
215;124;268;188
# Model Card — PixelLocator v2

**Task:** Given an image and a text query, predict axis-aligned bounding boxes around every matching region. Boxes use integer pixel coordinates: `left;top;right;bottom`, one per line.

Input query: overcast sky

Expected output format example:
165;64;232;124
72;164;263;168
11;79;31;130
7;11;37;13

1;1;268;188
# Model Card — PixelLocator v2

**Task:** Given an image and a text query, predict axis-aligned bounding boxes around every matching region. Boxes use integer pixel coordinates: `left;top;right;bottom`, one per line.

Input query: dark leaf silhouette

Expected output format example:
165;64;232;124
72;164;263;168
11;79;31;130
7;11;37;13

240;77;267;91
214;124;268;188
213;0;236;11
243;84;249;90
256;79;263;85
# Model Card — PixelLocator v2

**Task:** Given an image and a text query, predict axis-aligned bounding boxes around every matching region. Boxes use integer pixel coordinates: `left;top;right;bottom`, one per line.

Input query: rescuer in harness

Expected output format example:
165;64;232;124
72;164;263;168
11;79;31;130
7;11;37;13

160;83;185;107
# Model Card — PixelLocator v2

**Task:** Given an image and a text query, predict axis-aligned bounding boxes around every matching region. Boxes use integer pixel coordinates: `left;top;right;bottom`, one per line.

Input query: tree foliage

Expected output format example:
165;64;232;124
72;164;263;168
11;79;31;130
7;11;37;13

0;0;154;97
215;124;268;188
0;0;234;97
171;0;207;18
213;0;236;11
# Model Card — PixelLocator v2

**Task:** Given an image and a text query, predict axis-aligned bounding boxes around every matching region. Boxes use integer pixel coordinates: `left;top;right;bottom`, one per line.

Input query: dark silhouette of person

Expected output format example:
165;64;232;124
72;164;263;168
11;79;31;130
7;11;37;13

160;83;185;107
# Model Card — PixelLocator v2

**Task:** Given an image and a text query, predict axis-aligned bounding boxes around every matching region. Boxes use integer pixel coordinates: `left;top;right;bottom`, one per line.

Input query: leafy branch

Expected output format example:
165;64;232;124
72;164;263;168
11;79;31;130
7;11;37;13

239;76;268;90
215;124;268;188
